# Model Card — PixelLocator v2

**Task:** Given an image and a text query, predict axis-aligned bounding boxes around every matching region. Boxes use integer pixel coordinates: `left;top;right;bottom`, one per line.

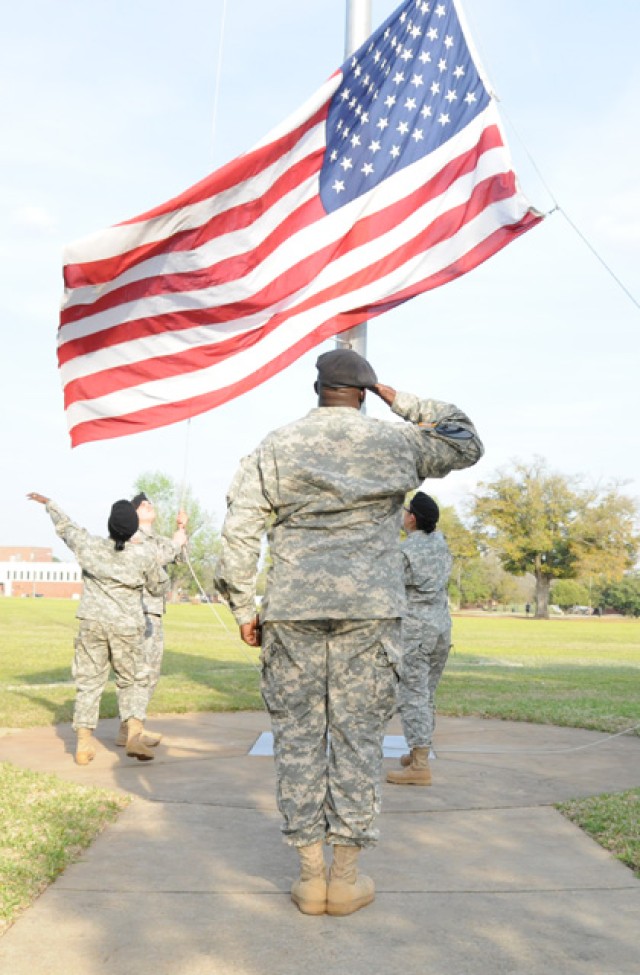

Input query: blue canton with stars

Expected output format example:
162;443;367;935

319;0;490;212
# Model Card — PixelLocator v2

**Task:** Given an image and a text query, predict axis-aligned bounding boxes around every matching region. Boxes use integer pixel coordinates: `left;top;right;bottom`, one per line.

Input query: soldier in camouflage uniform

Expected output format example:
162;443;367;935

113;492;188;749
214;349;483;916
27;493;167;765
386;492;453;787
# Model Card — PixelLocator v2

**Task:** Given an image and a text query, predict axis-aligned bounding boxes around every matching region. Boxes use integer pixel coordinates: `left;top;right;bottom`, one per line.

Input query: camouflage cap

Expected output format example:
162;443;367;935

315;348;378;388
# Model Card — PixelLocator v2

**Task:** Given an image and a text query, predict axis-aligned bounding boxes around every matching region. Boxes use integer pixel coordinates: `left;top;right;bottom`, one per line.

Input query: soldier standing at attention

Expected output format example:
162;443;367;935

27;493;168;765
214;349;483;916
113;492;188;749
386;492;453;787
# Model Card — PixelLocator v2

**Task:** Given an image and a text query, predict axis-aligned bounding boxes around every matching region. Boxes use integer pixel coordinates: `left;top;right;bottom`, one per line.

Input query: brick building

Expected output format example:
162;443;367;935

0;546;82;599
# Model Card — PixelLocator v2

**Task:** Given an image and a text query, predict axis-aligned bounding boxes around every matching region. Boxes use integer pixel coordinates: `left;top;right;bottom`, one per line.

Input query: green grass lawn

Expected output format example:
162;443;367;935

440;615;639;734
558;788;640;878
0;599;262;727
2;600;637;734
0;762;129;933
0;598;638;929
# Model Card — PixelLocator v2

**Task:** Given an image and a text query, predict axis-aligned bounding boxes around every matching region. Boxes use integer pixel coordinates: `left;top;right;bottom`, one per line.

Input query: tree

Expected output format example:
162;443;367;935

438;503;479;602
481;552;533;607
132;471;221;598
449;552;533;609
551;579;590;611
472;459;639;619
573;487;639;580
437;503;531;609
454;557;491;607
597;574;640;617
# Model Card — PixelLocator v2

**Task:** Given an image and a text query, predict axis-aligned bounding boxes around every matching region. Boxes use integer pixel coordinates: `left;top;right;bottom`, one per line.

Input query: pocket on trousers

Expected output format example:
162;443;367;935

343;641;398;719
259;629;288;715
373;647;399;722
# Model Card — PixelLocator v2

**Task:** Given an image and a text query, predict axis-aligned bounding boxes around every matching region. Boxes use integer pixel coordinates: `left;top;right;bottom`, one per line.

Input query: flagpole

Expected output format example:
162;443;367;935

338;0;372;360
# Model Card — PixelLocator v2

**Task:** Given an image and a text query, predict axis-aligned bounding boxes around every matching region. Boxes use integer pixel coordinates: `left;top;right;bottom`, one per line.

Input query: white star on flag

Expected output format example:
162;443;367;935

59;0;542;446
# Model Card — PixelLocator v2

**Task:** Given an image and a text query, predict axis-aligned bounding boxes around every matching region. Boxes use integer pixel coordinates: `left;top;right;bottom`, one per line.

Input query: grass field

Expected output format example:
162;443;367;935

0;599;261;727
441;614;640;733
1;599;637;734
558;789;640;878
0;762;129;933
0;599;638;929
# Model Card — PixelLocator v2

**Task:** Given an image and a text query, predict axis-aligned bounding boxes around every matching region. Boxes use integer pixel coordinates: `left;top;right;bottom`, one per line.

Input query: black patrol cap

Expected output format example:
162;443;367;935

131;492;148;510
108;499;139;543
315;348;378;389
409;492;440;532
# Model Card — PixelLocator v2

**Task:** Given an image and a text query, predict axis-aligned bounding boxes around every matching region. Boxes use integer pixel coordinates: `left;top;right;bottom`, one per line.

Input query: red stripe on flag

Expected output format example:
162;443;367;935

59;125;504;367
67;214;541;448
60;0;547;447
60;186;325;335
61;155;324;314
63;163;523;407
63;104;329;290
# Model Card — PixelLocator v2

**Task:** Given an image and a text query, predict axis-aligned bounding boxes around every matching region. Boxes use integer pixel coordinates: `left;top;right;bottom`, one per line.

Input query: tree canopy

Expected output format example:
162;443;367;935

596;574;640;617
472;459;639;618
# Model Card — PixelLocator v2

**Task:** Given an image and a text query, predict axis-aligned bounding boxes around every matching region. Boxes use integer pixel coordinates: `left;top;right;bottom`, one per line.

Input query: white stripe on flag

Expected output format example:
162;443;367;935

59;127;512;386
65;193;533;429
59;0;543;445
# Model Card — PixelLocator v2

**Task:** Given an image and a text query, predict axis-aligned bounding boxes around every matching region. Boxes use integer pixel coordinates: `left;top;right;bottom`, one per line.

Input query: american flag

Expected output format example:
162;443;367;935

60;0;542;446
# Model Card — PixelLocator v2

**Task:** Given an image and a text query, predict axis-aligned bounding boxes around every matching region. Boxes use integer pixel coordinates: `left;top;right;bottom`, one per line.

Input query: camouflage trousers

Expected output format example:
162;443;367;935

116;613;164;713
72;620;149;730
396;620;451;749
261;618;400;849
142;614;165;701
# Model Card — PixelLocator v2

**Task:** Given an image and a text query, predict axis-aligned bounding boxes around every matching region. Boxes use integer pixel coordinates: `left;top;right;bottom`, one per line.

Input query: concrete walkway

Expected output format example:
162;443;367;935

1;713;639;975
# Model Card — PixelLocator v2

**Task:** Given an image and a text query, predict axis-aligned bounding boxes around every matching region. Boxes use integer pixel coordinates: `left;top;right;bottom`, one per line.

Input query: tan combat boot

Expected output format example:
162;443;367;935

115;720;128;747
326;845;375;916
125;718;155;761
387;746;431;785
141;728;162;747
291;842;327;915
75;727;97;766
399;746;433;766
116;720;161;748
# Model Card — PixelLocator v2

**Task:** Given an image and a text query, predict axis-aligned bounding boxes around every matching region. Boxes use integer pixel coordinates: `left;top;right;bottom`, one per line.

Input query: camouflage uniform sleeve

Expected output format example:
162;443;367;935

431;535;454;592
155;535;183;566
214;450;272;626
45;500;89;556
154;564;173;598
391;392;484;479
143;556;170;598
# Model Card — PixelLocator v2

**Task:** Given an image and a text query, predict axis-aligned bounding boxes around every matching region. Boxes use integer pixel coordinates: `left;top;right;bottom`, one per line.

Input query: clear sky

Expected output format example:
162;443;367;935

2;0;639;557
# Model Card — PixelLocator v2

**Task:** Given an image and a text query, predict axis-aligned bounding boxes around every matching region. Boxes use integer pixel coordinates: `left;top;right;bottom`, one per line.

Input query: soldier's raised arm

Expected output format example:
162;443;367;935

172;513;189;563
152;524;188;567
370;384;484;478
27;494;89;556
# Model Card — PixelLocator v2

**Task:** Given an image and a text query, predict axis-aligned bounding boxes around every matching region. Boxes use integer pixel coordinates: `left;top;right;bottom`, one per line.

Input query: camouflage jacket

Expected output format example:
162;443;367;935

135;527;184;616
401;529;453;636
45;501;166;629
215;391;482;626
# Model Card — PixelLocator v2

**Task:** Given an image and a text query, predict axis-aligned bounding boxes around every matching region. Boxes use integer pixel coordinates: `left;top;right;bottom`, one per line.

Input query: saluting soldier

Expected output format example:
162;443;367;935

387;492;453;787
27;493;168;765
214;349;483;916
